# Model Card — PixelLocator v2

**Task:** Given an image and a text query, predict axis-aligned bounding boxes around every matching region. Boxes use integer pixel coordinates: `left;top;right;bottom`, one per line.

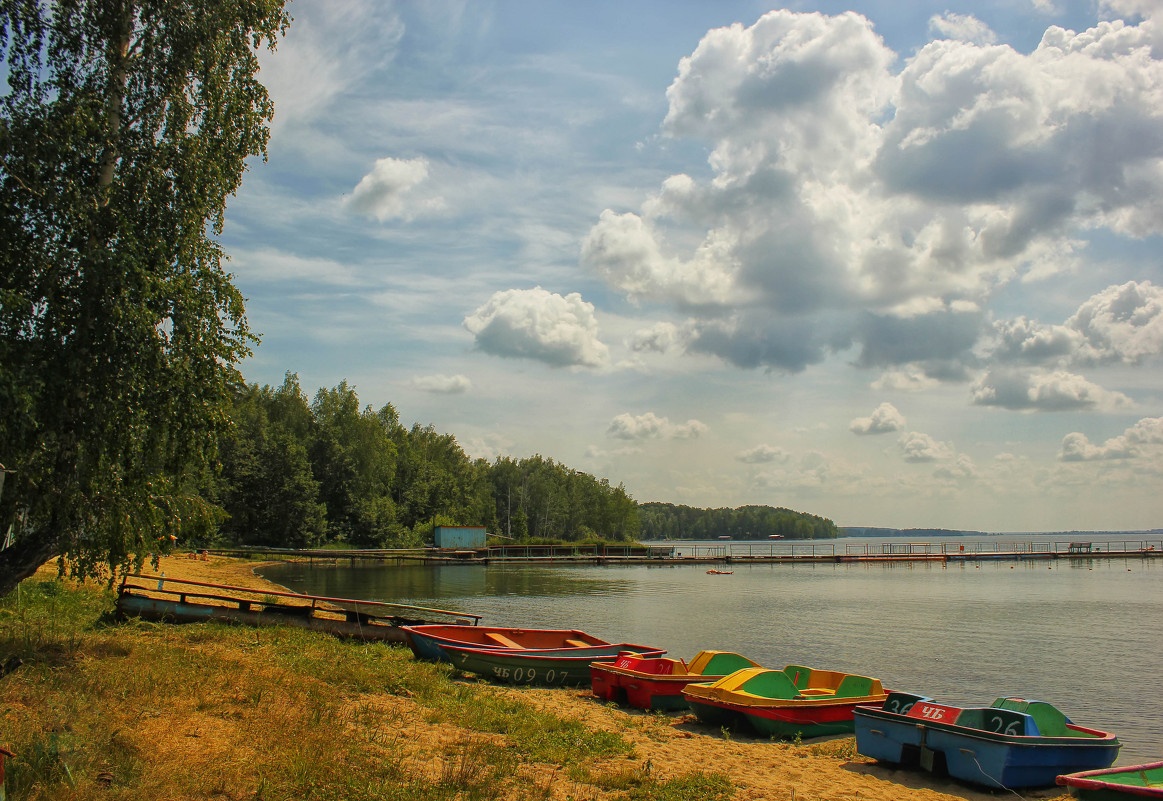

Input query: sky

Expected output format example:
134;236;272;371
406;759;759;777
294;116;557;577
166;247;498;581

221;0;1163;533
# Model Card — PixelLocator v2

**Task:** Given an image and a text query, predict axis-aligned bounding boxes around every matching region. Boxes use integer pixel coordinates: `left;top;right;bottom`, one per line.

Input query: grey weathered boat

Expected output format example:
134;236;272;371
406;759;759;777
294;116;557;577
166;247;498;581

116;573;480;643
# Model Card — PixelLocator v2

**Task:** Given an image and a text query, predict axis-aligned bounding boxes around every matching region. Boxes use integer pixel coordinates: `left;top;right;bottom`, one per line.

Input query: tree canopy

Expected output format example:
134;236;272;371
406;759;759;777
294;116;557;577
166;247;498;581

0;0;289;595
637;502;838;541
212;376;641;549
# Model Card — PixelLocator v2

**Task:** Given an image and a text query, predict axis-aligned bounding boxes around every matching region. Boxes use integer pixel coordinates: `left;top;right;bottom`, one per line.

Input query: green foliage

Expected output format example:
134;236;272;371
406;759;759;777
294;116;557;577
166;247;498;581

216;375;326;548
309;381;399;545
637;502;838;541
214;379;643;549
211;376;838;551
491;454;639;543
0;0;290;595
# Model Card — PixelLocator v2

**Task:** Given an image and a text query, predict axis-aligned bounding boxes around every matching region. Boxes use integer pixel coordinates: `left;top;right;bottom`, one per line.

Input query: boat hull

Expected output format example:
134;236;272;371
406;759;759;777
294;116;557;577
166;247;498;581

444;643;665;686
687;694;871;738
591;664;695;711
855;697;1121;789
590;651;759;711
1057;761;1163;800
401;624;607;662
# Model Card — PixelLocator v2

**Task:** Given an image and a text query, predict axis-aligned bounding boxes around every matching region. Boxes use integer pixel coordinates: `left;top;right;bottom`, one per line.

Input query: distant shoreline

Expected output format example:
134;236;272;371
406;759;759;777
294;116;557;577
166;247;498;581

839;527;1163;538
645;528;1163;541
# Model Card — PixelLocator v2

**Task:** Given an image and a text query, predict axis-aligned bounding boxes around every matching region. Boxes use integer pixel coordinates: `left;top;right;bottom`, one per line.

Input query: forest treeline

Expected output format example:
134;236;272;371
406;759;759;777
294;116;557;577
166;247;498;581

213;375;639;548
638;502;838;541
210;375;835;548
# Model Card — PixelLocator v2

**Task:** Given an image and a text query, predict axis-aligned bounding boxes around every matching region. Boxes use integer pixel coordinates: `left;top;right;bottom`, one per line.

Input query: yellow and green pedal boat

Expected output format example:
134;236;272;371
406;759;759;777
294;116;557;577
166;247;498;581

682;664;887;739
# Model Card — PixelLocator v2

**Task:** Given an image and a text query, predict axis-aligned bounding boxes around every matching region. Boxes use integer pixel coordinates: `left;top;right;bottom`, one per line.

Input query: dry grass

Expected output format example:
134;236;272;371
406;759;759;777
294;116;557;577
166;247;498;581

0;571;719;801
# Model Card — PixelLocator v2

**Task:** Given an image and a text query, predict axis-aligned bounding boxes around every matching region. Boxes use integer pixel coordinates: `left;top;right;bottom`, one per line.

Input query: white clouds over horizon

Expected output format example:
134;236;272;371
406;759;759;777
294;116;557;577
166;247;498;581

928;12;998;44
225;0;1163;532
737;444;790;463
346;156;443;222
1059;415;1163;460
607;412;709;441
850;402;907;435
408;373;472;394
971;369;1134;411
463;287;610;368
581;8;1163;385
898;430;958;462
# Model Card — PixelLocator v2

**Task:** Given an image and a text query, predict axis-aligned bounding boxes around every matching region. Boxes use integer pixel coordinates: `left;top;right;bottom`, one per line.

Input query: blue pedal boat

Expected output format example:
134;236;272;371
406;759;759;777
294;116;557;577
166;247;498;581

854;693;1120;790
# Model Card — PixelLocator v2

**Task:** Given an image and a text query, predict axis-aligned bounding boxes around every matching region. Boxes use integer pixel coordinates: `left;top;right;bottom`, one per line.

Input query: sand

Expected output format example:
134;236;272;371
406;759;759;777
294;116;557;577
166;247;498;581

125;554;1067;801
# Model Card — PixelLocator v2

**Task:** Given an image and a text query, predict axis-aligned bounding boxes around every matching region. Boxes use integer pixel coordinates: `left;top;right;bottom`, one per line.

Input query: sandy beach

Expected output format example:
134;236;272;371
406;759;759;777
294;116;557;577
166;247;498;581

118;554;1067;801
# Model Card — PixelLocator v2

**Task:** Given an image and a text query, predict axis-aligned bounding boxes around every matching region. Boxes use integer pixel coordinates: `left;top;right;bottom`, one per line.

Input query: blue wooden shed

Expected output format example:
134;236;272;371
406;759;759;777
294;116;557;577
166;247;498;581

433;526;487;549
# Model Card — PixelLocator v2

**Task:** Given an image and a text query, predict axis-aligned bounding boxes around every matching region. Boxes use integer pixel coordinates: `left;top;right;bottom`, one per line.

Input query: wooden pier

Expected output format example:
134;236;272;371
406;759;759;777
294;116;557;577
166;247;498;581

204;539;1162;567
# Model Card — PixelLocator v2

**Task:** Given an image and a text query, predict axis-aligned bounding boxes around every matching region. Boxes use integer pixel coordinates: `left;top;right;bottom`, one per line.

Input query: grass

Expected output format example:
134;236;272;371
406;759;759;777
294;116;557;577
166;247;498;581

575;761;734;801
0;574;641;801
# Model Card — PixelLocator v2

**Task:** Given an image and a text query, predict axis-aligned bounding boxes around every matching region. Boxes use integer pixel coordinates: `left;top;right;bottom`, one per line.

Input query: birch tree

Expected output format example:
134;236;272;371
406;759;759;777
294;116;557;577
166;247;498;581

0;0;289;595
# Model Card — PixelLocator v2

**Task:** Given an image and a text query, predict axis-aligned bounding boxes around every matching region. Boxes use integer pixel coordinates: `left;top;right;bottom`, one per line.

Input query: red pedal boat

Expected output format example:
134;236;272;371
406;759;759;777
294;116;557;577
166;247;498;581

591;650;759;711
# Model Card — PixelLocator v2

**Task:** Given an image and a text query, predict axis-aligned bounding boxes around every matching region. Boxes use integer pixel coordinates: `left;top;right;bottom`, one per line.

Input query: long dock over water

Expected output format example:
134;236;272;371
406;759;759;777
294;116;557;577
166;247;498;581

207;538;1162;566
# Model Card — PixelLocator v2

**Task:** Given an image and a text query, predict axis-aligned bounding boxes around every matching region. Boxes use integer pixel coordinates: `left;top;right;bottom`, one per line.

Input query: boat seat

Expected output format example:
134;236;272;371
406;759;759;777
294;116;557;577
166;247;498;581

739;669;799;700
783;665;814;689
484;632;524;649
957;707;1030;736
991;698;1069;737
883;692;927;715
564;639;589;648
696;652;758;677
834;674;880;698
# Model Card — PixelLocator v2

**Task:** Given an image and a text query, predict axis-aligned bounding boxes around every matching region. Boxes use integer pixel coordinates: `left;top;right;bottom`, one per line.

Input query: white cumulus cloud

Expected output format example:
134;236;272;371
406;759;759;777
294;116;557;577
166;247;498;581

464;288;610;369
849;402;907;435
408;374;472;394
737;444;790;463
345;156;441;222
928;12;998;45
1059;416;1163;460
898;431;957;462
871;367;941;392
971;369;1134;411
628;322;685;354
933;453;979;480
580;8;1163;384
1067;281;1163;365
607;412;708;441
984;281;1163;378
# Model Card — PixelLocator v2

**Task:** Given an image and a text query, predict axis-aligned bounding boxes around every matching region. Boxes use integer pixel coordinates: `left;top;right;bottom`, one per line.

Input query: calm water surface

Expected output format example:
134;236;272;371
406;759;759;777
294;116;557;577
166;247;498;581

262;534;1162;765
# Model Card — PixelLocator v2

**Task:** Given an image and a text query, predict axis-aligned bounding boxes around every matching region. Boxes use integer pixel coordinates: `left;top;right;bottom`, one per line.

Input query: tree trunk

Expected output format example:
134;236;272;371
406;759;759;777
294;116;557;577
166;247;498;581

0;532;59;597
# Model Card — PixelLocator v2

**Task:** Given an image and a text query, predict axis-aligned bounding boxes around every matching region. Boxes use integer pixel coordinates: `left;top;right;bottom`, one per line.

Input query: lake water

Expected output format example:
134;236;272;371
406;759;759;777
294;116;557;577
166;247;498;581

261;534;1162;765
